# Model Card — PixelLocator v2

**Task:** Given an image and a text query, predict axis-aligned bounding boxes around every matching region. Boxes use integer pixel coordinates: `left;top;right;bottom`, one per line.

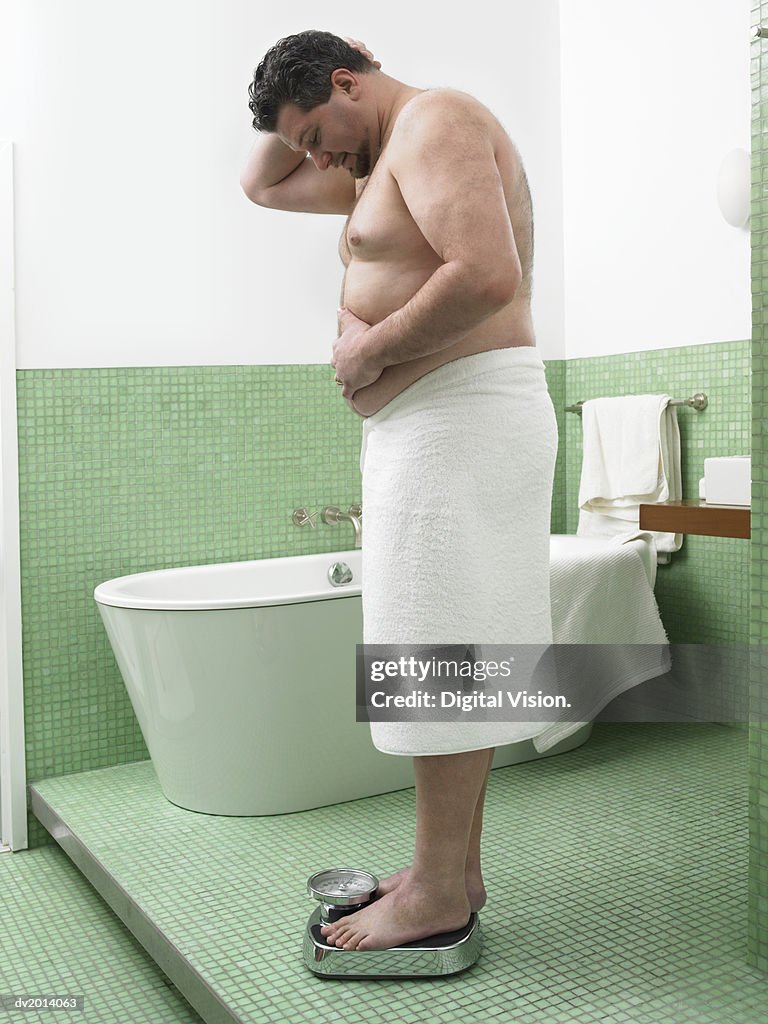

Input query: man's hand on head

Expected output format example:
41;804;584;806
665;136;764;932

331;308;385;399
342;37;381;69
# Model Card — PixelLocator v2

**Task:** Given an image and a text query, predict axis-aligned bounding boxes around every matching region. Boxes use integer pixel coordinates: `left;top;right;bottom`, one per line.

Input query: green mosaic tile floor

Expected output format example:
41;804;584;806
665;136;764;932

20;723;767;1024
0;845;202;1022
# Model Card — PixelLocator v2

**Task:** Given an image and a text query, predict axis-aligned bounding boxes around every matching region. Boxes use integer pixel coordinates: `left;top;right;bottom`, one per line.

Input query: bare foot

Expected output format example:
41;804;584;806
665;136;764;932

376;865;487;912
320;880;471;951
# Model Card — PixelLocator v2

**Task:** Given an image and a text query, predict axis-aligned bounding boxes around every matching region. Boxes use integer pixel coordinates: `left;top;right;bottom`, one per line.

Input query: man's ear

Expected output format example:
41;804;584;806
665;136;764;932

330;68;361;98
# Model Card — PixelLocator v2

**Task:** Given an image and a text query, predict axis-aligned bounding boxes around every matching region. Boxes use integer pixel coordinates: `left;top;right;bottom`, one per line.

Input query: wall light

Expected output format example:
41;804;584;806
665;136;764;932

717;148;750;228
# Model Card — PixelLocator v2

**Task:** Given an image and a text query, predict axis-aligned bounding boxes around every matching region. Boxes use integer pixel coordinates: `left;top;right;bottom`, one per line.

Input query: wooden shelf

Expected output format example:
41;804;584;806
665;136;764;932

639;499;750;540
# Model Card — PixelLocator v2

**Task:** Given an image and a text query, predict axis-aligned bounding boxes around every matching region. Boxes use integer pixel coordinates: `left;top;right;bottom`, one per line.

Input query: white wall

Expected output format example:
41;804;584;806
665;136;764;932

1;1;750;368
560;0;752;358
0;0;565;367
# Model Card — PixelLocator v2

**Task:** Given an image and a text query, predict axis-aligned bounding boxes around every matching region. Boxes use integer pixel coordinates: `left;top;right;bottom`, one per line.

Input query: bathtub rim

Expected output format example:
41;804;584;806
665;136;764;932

93;548;362;611
93;534;654;613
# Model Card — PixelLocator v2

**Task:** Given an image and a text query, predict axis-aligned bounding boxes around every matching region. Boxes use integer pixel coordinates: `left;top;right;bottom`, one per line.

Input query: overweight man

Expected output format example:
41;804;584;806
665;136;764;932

241;31;558;952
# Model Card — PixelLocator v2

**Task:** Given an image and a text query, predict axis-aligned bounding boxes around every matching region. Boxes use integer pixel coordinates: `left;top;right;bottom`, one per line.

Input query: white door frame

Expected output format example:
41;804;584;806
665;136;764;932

0;140;28;851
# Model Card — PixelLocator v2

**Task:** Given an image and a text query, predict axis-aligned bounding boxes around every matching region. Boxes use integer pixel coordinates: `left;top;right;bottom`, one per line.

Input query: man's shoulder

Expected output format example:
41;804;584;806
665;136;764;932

388;89;495;173
387;90;493;171
396;87;490;129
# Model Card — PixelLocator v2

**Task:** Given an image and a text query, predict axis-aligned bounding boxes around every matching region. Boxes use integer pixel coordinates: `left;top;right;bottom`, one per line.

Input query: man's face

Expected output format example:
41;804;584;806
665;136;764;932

275;92;373;179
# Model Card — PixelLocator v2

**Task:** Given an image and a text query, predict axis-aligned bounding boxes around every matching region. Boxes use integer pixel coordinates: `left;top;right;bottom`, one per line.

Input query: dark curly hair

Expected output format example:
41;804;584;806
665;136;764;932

248;30;376;132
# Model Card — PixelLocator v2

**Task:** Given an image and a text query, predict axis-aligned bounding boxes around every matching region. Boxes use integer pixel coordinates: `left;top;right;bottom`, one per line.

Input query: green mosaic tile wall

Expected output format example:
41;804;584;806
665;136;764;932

750;0;768;973
548;358;567;534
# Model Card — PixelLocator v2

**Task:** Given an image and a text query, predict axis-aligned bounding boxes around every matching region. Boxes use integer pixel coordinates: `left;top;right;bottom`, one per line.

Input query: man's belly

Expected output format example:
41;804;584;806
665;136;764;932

341;259;536;418
342;259;439;326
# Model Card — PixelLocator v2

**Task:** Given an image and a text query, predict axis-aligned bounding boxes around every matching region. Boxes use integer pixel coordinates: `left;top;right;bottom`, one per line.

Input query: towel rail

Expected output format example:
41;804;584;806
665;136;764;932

565;392;708;415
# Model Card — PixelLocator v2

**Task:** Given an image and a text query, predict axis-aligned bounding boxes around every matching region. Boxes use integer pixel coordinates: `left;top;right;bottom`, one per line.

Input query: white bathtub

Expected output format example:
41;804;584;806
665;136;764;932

94;548;593;815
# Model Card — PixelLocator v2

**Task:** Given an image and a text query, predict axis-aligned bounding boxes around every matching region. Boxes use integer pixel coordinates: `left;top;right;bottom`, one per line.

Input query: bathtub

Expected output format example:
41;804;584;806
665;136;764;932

94;548;592;815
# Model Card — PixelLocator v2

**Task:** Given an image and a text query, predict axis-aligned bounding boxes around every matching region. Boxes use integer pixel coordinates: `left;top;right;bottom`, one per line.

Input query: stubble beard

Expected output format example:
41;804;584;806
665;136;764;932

349;129;373;179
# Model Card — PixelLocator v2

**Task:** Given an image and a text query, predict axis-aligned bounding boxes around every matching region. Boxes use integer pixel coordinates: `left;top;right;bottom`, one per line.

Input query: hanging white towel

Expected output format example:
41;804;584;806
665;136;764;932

576;394;683;564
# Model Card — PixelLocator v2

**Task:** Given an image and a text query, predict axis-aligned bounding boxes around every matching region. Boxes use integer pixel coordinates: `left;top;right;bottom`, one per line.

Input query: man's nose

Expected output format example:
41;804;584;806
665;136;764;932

308;148;333;171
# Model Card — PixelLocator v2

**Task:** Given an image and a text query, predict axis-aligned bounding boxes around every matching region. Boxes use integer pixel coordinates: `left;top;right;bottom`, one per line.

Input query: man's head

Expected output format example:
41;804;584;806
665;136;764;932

248;30;379;178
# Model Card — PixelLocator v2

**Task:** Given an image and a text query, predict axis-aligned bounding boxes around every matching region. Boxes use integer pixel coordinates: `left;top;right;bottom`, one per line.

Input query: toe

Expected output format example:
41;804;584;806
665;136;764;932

331;927;350;947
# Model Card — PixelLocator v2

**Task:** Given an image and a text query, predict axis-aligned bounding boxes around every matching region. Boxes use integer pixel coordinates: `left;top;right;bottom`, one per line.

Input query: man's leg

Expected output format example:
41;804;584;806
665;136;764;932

375;746;494;910
320;747;492;951
464;747;494;905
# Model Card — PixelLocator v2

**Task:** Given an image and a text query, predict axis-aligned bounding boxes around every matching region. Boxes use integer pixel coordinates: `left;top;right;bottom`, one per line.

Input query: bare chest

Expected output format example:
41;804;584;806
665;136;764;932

338;159;437;267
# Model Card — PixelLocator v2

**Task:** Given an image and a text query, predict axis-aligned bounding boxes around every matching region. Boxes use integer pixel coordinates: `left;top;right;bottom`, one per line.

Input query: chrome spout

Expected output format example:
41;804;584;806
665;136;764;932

321;505;362;549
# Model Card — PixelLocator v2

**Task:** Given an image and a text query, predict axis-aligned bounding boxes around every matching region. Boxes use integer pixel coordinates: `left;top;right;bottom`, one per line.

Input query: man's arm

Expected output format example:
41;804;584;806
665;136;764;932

240;133;355;214
362;92;522;370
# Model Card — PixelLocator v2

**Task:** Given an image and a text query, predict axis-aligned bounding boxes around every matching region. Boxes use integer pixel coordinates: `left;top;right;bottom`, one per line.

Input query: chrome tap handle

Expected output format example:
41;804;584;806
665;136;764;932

349;503;362;518
292;508;318;529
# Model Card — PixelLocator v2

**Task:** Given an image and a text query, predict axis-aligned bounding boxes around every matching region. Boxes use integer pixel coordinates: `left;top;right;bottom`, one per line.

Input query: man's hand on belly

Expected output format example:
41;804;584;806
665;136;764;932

331;308;385;398
344;390;386;418
343;366;413;418
344;396;371;418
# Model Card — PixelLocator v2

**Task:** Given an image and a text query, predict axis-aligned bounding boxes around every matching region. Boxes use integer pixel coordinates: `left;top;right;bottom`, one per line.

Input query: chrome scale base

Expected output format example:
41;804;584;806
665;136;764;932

303;906;483;979
303;867;483;978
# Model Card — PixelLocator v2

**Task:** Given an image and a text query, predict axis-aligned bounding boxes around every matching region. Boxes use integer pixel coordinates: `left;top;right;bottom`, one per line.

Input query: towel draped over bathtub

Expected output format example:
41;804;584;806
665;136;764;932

359;346;559;756
534;533;671;753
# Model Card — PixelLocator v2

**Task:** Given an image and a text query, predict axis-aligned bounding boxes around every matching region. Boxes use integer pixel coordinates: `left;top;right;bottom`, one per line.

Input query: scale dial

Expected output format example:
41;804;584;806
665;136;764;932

307;867;379;906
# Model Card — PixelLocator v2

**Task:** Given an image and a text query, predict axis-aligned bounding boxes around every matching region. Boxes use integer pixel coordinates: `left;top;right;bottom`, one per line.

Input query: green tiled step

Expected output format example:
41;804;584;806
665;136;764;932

28;724;768;1024
0;845;202;1022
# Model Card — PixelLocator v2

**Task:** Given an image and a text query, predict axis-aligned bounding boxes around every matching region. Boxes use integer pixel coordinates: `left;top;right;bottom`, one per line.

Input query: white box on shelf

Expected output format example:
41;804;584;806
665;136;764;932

703;456;751;506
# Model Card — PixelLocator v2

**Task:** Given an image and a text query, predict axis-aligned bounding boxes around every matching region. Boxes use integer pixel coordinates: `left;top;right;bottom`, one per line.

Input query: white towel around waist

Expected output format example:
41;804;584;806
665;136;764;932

360;346;559;756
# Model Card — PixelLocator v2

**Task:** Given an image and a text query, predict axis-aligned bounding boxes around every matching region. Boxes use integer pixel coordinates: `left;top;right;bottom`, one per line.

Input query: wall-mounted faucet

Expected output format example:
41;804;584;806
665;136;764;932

322;504;362;549
292;508;318;529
